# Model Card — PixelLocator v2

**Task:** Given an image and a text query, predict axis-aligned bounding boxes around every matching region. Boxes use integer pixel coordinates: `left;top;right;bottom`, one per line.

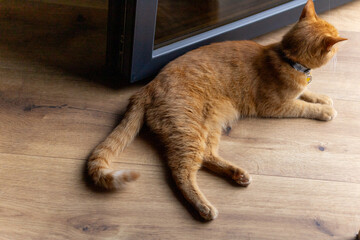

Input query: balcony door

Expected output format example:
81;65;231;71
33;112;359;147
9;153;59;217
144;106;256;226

106;0;353;83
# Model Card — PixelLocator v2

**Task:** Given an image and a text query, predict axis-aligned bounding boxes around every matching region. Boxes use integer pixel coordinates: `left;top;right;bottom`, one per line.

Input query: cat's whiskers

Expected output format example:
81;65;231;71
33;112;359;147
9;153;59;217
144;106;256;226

332;53;338;72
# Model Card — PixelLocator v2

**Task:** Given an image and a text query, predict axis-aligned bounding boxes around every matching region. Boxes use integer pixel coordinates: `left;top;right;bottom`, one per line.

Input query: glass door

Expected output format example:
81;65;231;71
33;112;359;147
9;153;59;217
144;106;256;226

106;0;353;84
155;0;291;48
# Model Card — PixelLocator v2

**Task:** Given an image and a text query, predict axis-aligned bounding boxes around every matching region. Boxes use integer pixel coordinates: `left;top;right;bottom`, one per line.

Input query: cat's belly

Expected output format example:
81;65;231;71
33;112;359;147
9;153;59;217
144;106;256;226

144;85;239;139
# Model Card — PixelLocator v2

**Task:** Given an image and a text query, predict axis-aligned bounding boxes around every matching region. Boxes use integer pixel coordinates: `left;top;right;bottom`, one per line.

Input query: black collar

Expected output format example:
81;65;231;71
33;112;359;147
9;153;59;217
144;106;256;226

278;49;312;84
283;56;311;74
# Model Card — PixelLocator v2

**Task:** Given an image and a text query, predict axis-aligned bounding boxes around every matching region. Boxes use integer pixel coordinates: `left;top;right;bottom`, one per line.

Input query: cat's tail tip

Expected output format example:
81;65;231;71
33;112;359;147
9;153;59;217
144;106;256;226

88;164;140;190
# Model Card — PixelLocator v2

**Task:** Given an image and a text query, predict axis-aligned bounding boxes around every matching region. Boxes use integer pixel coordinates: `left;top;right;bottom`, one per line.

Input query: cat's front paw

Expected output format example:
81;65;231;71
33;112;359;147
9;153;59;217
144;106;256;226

316;94;333;106
233;169;252;187
318;105;337;121
197;203;219;221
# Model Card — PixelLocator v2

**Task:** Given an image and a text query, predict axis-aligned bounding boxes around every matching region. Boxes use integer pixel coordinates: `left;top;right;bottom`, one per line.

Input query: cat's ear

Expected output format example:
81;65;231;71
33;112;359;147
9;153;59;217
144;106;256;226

324;36;348;51
299;0;317;20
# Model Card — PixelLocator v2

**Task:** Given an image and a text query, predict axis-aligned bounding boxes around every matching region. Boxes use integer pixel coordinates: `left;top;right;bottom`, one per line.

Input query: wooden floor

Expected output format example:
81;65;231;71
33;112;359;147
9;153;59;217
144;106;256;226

1;1;360;239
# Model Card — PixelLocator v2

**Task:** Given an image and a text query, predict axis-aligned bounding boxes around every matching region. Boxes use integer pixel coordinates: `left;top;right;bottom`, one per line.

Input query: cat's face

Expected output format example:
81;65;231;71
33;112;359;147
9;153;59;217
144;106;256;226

281;0;347;69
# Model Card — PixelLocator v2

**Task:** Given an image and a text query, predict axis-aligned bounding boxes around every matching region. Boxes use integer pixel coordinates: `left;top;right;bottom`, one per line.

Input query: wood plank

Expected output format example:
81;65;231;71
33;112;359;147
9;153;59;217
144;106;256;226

1;66;359;184
1;1;108;26
0;0;359;239
0;0;108;78
0;81;359;182
0;153;359;240
31;0;108;9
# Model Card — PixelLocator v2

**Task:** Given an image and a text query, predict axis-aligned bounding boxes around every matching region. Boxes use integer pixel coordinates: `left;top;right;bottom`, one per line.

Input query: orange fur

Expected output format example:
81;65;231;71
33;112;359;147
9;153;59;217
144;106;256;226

88;0;346;220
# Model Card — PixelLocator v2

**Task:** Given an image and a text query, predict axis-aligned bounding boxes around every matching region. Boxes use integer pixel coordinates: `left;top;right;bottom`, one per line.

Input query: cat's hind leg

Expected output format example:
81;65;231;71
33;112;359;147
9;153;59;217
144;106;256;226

170;161;219;220
203;127;252;186
166;133;219;221
169;153;219;220
203;154;252;187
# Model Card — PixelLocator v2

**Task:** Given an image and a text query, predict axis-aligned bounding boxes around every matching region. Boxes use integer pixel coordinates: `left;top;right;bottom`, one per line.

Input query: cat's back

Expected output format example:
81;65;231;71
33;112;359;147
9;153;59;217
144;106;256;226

145;40;263;110
155;40;264;87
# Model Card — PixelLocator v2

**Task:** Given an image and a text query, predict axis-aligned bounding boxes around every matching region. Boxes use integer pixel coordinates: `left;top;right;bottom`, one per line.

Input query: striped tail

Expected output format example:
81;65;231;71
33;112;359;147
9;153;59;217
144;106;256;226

88;91;146;190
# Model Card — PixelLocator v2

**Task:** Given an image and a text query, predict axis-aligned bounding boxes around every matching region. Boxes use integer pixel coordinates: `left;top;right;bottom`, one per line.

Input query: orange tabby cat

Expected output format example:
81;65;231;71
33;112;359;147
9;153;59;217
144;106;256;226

88;0;346;220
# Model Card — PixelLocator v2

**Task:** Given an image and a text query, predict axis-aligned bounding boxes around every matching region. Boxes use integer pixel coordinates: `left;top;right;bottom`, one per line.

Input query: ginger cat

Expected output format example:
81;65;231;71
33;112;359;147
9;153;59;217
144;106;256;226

88;0;346;220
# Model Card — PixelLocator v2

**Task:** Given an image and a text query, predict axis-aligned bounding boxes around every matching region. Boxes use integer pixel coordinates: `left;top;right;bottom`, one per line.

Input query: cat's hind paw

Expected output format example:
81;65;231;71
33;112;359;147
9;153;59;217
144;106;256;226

197;203;219;221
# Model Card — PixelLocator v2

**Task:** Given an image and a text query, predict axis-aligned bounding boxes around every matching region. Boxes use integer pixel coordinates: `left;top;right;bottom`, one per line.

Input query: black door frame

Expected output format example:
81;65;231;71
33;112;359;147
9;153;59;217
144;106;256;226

107;0;353;83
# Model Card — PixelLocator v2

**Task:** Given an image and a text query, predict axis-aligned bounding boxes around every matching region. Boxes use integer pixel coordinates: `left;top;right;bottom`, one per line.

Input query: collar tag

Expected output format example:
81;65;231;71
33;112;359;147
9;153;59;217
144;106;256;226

305;71;312;84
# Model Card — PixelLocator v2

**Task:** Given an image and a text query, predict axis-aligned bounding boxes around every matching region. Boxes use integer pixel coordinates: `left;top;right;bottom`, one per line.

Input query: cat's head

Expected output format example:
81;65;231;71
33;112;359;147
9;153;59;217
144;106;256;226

281;0;347;69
